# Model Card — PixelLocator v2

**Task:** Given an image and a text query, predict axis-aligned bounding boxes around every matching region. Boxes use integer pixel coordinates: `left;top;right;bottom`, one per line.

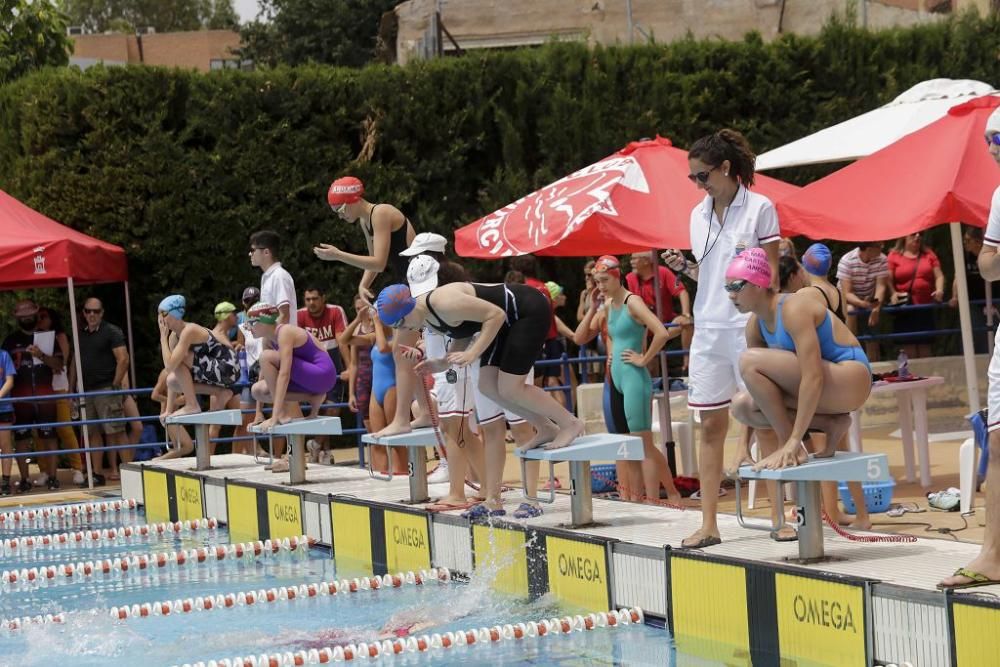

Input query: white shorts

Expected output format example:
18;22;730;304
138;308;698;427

687;326;747;411
989;328;1000;432
430;367;475;419
470;364;533;426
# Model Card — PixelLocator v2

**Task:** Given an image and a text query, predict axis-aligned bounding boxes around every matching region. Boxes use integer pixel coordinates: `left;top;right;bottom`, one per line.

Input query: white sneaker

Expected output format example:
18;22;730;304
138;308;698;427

427;462;450;484
306;439;321;463
33;473;49;487
72;470;85;485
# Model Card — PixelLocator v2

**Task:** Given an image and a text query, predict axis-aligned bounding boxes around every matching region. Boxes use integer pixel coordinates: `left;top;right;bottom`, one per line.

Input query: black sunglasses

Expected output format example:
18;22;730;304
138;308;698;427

687;165;719;184
83;308;102;314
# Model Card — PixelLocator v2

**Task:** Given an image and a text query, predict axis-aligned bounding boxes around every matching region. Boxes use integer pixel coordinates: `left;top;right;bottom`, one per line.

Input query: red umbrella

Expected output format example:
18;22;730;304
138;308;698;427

776;95;1000;241
454;136;799;257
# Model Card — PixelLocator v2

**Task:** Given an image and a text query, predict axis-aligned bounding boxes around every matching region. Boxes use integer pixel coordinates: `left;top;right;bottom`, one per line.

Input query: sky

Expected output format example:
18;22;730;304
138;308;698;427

234;0;260;23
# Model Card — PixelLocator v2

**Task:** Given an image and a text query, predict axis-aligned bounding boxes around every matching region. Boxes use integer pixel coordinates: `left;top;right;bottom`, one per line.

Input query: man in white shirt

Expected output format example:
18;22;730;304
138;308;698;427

249;230;297;326
661;129;779;549
939;107;1000;590
248;230;298;460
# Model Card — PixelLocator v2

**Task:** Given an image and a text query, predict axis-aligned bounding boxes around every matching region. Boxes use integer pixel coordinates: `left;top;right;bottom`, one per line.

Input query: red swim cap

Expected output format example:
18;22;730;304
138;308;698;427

327;176;365;206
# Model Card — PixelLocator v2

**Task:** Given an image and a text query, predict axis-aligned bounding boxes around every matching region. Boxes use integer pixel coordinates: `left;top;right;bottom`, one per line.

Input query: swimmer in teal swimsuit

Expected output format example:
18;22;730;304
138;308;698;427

724;249;873;471
574;256;682;504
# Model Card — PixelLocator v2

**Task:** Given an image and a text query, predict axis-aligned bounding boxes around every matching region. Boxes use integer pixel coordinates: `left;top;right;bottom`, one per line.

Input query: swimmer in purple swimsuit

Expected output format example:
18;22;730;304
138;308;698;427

247;302;337;432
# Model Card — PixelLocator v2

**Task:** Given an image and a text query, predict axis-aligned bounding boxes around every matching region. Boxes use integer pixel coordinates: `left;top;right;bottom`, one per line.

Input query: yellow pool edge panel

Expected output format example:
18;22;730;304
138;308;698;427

129;463;996;667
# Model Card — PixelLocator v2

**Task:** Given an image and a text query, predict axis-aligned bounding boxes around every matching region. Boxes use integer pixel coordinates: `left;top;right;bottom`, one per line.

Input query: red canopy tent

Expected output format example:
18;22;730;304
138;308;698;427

0;189;132;488
454;136;799;258
0;190;127;288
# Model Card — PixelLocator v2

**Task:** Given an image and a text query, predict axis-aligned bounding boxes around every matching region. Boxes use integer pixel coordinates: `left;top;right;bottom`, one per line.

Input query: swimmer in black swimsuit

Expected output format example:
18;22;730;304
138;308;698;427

315;176;429;438
377;273;584;460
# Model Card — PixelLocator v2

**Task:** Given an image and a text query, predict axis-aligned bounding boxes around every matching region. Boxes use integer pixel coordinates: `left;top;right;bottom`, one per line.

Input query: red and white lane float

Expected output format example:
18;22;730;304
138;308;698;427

175;608;643;667
0;499;138;528
107;568;452;622
0;535;313;591
1;518;219;553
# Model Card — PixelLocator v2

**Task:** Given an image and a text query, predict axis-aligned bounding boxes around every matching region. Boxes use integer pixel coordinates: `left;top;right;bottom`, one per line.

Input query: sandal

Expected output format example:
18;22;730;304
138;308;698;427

460;503;506;520
513;503;543;519
425;500;477;513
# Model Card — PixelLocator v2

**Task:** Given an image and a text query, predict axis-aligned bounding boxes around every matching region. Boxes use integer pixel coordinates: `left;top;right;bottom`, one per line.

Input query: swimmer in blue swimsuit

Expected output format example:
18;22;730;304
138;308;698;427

723;249;873;471
368;310;407;474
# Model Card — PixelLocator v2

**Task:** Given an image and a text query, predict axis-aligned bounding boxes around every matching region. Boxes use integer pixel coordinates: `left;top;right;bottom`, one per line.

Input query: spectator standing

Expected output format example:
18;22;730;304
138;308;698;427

888;232;945;359
2;300;61;491
836;241;892;362
250;231;297;326
660;128;780;549
298;286;348;460
77;297;130;484
950;226;996;354
36;307;85;486
938;107;1000;590
626;252;692;374
0;345;15;495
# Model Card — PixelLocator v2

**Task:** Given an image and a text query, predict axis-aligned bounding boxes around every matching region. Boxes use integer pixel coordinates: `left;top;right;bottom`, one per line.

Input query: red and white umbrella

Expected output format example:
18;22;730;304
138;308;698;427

454;136;798;258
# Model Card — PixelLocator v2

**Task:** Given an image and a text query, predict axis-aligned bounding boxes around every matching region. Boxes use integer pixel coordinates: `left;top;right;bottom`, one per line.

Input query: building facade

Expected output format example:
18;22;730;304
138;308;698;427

70;30;242;72
394;0;989;65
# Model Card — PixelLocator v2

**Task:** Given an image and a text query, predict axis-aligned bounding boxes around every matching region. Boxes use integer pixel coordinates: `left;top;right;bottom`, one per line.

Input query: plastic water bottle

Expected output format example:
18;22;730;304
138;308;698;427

897;350;910;379
238;349;249;384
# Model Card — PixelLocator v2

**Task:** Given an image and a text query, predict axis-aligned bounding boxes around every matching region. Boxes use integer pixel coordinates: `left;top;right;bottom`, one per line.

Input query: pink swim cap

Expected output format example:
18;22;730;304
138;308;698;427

725;247;771;289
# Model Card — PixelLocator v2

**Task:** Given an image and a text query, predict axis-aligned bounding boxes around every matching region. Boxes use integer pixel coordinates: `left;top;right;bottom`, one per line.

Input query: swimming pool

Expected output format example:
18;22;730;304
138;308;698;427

0;500;673;666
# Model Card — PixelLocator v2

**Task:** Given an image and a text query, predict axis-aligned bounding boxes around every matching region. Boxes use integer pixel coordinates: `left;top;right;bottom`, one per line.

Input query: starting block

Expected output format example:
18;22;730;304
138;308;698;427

165;410;243;471
737;452;891;563
361;428;437;504
516;434;643;527
249;417;342;484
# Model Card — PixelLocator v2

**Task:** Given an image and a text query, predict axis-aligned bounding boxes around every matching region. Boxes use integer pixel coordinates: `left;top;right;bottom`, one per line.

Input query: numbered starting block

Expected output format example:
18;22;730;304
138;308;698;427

249;417;342;484
516;434;643;528
361;428;438;504
165;410;243;471
736;452;891;563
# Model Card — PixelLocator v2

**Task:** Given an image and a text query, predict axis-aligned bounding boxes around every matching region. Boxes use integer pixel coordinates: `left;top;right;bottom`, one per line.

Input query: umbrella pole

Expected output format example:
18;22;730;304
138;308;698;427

67;278;97;490
950;222;981;413
650;251;677;476
124;281;137;388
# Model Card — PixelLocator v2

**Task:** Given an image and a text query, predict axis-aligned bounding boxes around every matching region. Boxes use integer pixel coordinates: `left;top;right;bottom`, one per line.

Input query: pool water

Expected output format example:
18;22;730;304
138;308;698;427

0;501;674;666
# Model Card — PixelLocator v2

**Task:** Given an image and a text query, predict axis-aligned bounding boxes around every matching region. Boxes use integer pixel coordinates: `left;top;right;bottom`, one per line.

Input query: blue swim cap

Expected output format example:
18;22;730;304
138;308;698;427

158;294;186;319
802;243;832;277
376;284;415;327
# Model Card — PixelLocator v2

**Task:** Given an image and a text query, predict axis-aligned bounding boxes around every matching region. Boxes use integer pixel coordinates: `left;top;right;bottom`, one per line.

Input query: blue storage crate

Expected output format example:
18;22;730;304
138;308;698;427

591;464;617;493
838;480;895;514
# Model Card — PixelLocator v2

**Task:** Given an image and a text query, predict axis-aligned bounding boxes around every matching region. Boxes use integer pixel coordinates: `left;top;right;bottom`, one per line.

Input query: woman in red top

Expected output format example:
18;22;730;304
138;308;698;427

887;232;945;359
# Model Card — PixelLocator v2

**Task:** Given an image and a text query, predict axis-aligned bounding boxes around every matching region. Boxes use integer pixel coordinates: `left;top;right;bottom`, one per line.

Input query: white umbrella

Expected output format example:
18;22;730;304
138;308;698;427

757;78;995;171
758;78;997;413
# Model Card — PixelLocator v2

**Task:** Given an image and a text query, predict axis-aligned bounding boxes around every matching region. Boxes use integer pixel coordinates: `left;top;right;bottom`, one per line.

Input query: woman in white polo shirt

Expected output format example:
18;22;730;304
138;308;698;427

661;129;780;549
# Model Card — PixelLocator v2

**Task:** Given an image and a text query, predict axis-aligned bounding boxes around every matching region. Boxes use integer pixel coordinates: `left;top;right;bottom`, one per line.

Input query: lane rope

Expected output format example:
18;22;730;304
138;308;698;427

0;499;139;527
104;568;451;623
1;517;219;553
176;607;644;667
0;535;313;589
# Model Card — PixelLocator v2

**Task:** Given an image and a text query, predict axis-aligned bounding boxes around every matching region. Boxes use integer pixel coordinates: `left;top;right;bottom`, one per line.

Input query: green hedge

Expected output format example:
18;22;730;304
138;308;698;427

1;12;999;381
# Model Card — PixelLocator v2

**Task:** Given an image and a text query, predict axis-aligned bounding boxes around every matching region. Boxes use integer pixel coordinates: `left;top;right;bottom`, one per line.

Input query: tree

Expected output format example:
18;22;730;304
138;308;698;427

239;0;398;68
58;0;238;34
0;0;71;85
